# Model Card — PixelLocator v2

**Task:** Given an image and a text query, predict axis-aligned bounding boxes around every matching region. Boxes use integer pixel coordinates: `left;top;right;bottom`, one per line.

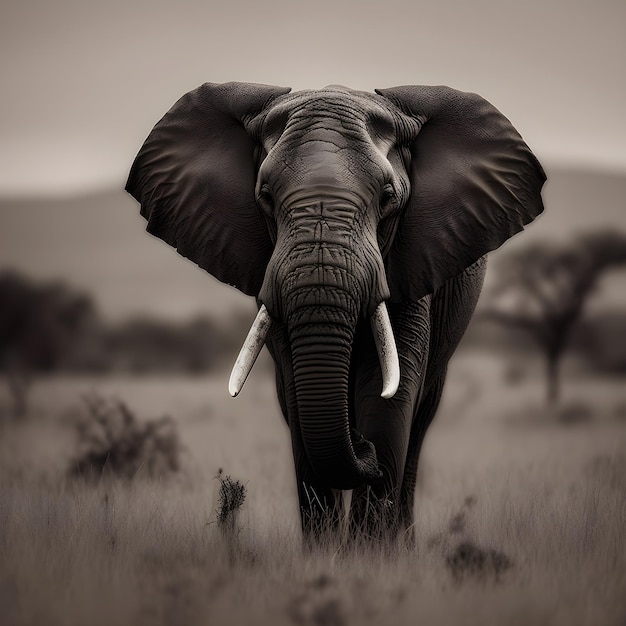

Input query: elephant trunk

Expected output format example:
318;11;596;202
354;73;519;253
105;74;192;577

230;203;399;489
289;317;381;489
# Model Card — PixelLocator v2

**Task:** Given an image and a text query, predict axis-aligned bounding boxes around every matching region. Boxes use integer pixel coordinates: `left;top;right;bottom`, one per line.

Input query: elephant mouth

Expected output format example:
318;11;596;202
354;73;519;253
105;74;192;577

228;301;400;399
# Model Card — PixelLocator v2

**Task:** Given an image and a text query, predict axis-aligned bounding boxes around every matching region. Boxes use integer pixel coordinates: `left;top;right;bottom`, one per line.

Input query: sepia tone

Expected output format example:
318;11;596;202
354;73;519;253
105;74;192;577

1;1;625;625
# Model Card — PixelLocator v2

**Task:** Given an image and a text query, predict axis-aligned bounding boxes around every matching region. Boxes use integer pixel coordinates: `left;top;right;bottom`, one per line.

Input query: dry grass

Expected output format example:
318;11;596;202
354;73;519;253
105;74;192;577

0;352;625;626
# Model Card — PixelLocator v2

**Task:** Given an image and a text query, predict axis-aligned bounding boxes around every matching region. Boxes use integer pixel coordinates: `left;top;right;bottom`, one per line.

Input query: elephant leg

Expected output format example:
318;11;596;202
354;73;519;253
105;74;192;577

289;404;344;543
266;326;344;543
294;456;344;542
398;372;446;544
348;300;431;543
398;258;486;543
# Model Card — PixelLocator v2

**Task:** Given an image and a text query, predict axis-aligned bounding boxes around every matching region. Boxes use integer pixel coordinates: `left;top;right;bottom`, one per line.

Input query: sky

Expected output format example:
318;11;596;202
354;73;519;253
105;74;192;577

0;0;625;320
1;0;624;196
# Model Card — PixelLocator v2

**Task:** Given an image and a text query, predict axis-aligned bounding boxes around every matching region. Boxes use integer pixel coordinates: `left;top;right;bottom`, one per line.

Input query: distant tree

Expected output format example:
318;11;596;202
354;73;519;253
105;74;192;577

0;272;98;416
483;230;626;405
104;314;230;373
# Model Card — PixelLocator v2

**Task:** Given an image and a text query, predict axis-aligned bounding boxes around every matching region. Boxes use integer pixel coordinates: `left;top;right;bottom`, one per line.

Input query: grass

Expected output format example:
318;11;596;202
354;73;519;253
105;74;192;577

0;352;625;625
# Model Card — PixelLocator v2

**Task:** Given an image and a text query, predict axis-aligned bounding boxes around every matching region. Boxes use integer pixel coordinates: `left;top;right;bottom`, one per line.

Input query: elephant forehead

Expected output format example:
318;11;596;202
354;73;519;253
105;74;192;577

268;88;397;135
256;89;416;203
264;130;391;196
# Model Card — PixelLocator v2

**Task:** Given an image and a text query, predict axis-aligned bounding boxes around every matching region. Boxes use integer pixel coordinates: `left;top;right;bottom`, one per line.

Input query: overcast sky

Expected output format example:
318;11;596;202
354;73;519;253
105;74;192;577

1;0;625;197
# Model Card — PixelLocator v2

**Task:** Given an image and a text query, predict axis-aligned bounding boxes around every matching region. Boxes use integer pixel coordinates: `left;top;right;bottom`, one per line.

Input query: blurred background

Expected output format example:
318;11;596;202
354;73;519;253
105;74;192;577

2;5;625;622
1;0;625;432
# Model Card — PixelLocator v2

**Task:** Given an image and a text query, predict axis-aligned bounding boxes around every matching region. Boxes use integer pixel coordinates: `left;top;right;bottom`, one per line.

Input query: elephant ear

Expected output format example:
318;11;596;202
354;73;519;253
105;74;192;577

376;85;546;301
126;82;291;296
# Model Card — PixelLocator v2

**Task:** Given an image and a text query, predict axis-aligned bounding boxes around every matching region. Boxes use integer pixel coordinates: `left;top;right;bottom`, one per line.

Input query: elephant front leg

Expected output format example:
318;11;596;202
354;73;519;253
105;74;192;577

292;444;344;544
348;300;431;544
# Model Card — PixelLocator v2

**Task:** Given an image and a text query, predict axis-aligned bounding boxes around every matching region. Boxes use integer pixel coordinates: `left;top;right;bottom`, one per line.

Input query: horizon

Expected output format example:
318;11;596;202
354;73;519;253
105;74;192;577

1;164;626;322
1;159;625;202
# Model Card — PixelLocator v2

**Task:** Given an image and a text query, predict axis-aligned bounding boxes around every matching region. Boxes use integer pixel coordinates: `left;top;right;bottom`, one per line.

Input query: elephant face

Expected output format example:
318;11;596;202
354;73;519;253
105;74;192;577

126;82;545;490
252;88;418;325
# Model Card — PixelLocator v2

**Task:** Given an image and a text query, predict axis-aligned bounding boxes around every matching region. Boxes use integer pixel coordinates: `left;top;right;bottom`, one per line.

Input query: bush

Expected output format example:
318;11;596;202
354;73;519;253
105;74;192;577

215;469;247;531
446;541;513;584
69;393;182;480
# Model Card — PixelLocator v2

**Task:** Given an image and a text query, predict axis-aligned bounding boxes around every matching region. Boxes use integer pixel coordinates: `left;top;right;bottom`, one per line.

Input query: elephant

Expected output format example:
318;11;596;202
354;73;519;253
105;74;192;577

126;82;545;544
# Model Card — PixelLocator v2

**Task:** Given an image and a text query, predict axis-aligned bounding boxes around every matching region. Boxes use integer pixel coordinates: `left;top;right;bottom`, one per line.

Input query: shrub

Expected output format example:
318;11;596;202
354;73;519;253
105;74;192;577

213;469;249;565
446;541;513;584
215;469;247;531
69;393;181;480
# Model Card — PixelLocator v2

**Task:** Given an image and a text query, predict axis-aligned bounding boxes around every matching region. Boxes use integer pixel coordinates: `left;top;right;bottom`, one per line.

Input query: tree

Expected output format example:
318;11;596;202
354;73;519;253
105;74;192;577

0;272;98;416
103;314;231;373
483;230;626;405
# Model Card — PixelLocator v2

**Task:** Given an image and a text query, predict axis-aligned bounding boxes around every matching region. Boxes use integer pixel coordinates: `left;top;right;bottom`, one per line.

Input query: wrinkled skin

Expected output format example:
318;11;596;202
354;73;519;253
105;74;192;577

126;82;545;544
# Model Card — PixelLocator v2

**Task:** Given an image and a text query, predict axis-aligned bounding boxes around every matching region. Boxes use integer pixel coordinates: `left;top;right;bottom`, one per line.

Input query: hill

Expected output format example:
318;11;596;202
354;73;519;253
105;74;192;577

0;166;624;321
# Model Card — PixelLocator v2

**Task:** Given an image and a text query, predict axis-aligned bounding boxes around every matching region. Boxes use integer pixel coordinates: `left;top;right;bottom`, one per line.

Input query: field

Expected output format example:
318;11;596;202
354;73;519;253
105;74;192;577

0;350;625;626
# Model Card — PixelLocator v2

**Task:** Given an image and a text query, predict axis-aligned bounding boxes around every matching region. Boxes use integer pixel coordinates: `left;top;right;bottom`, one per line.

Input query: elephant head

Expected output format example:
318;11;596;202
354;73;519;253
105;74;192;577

126;82;545;489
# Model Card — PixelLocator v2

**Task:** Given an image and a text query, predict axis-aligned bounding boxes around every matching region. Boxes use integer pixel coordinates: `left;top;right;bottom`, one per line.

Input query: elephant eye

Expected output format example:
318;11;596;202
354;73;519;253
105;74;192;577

380;183;398;214
257;184;275;215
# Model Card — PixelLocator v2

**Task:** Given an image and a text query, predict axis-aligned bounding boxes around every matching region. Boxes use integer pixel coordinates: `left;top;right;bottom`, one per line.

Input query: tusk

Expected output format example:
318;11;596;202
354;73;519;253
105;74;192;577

228;305;272;397
370;302;400;399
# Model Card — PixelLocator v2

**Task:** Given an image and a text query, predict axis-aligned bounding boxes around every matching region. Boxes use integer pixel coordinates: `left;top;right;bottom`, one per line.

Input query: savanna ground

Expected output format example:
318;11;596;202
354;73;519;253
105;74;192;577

0;350;625;626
